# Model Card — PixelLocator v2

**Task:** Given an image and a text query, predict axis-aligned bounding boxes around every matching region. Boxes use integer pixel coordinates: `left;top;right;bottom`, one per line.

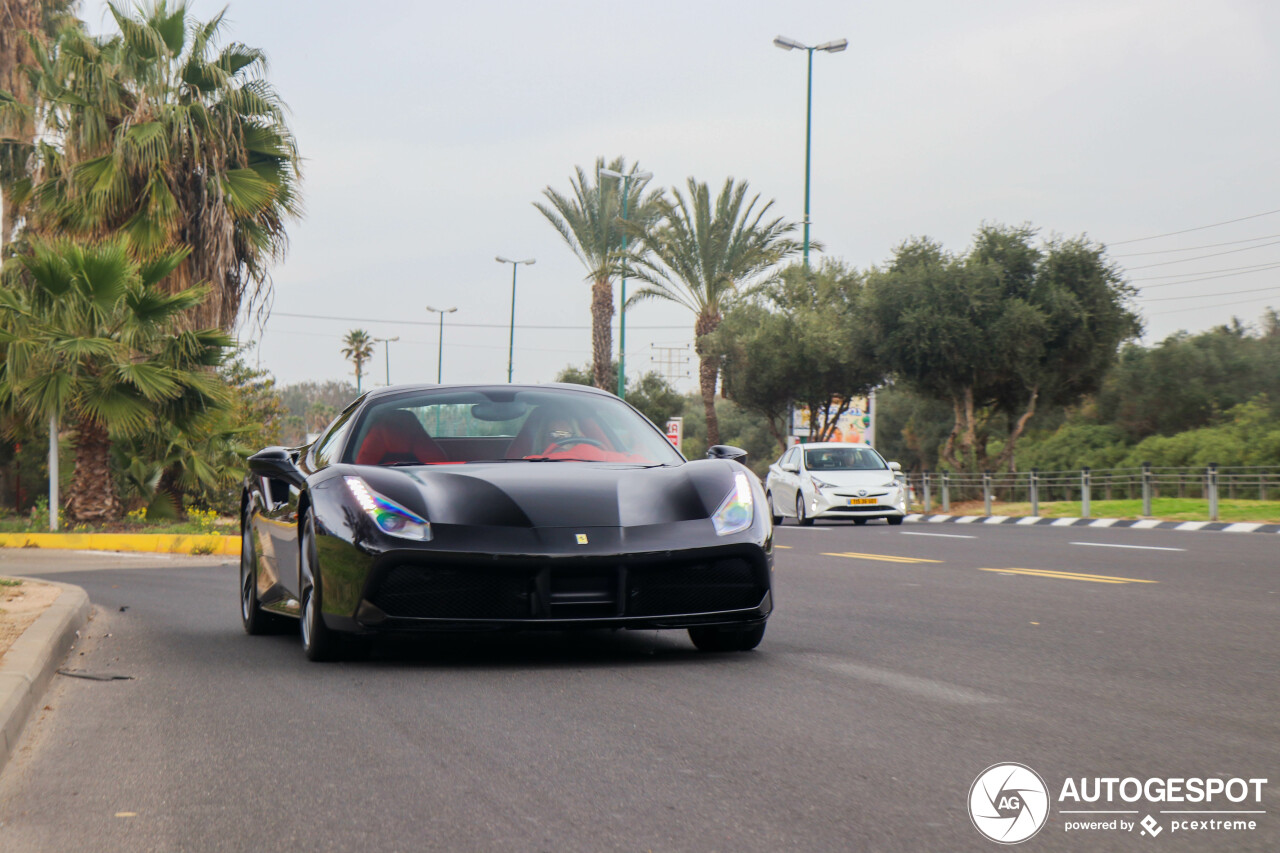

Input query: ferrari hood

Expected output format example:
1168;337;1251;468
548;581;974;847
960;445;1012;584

391;462;732;529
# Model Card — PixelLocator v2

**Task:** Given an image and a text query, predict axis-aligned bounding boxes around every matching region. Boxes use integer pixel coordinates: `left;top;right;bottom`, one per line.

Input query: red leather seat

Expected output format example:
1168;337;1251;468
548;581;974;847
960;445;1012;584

355;410;449;465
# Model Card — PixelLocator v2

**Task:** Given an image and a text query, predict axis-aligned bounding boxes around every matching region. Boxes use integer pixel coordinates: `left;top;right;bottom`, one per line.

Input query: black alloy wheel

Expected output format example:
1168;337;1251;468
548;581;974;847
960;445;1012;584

299;510;339;662
688;622;767;652
767;491;783;526
796;494;815;527
240;511;287;635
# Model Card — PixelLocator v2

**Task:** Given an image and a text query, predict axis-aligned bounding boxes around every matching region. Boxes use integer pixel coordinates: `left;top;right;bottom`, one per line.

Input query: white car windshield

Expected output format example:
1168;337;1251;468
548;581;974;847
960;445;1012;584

804;447;887;471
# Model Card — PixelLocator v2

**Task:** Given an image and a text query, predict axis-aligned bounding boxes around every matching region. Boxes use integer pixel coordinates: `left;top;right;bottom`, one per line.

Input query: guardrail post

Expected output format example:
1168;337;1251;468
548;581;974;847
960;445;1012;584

1030;468;1039;517
1207;463;1219;522
922;471;932;514
941;472;950;513
1142;462;1153;517
983;471;992;516
1081;467;1091;519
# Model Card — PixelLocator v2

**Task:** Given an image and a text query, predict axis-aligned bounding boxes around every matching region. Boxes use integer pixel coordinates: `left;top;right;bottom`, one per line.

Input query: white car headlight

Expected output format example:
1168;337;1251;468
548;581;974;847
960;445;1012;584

345;476;432;541
810;475;836;489
711;472;754;536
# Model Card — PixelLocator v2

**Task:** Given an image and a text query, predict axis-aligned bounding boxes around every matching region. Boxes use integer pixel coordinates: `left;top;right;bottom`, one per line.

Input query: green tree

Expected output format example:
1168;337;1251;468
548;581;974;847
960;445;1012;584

554;361;684;430
535;157;661;390
629;178;802;447
715;260;885;452
1;1;302;330
0;238;231;521
341;329;374;394
864;224;1140;471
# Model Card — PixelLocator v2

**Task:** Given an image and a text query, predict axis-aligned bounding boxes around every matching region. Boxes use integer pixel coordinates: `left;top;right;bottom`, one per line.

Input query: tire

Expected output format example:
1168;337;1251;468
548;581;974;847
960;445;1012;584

796;494;814;526
887;515;905;526
299;510;340;662
767;491;783;526
689;622;766;652
240;512;289;635
853;518;868;526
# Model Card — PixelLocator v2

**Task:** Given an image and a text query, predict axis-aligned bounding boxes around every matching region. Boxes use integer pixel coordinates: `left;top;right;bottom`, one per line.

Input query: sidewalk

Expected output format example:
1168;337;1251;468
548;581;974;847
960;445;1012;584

905;513;1280;534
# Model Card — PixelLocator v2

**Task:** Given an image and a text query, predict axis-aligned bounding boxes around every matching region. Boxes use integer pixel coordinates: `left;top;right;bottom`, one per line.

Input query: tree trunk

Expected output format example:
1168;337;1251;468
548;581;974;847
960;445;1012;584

158;466;186;517
68;417;121;523
695;309;723;447
994;388;1039;472
590;276;614;391
940;397;963;470
960;386;978;471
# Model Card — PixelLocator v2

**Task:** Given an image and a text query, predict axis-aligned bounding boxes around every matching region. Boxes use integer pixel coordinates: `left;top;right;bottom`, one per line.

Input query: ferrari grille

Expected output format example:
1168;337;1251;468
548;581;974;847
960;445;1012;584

367;556;765;621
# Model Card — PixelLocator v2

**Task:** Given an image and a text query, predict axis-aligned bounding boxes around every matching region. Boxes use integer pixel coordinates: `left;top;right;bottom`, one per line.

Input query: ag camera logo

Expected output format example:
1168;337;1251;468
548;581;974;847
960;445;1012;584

969;763;1050;844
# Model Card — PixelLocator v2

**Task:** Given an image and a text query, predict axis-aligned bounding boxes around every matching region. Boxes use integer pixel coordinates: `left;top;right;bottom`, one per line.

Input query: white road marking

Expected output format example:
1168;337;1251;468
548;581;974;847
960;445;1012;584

799;655;1000;705
774;525;830;531
1069;541;1186;552
901;532;976;539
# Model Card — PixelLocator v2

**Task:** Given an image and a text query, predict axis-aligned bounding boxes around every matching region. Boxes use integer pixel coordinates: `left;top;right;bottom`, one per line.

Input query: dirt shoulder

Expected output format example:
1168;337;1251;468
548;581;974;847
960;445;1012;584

0;578;63;664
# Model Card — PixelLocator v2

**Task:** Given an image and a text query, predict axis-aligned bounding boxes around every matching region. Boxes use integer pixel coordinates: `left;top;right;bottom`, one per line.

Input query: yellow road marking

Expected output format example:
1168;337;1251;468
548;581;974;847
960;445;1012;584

980;568;1157;584
775;544;792;549
822;552;944;564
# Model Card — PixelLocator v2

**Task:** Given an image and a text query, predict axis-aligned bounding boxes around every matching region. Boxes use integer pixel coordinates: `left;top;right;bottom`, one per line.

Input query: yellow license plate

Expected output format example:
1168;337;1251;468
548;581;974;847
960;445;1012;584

847;498;877;505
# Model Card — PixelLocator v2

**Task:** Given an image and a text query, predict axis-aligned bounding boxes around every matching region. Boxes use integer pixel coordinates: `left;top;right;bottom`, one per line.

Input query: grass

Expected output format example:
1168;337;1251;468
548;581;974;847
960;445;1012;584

0;578;21;587
925;497;1280;523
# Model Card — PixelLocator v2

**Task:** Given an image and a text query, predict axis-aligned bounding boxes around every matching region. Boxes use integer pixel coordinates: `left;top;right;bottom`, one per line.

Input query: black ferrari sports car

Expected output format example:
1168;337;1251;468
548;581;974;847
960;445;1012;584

241;383;774;660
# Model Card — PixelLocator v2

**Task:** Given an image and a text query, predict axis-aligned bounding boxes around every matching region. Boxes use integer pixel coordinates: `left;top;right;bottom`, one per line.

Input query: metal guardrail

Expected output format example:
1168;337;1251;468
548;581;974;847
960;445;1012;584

903;464;1280;522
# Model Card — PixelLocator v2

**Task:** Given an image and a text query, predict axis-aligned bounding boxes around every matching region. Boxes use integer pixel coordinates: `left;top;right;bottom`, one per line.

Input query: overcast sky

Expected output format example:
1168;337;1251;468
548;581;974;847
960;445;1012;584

83;0;1280;392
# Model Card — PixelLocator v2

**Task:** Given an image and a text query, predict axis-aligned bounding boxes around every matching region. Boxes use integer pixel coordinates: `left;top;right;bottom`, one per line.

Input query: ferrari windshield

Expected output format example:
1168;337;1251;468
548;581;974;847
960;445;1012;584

344;387;685;466
803;446;888;471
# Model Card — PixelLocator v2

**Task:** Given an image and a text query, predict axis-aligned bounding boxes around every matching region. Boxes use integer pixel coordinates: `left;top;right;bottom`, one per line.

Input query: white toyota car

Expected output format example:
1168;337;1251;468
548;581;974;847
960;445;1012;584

765;442;908;526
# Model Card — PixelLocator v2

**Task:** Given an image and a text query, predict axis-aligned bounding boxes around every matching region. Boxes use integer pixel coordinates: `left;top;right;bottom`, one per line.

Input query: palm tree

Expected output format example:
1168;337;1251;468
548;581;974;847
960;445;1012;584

629;178;803;446
341;329;374;393
1;1;301;331
0;238;232;522
534;157;661;391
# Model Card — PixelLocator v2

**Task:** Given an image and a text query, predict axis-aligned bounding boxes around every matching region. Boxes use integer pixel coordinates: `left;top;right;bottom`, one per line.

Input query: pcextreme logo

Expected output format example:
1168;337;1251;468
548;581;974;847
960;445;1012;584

969;763;1051;844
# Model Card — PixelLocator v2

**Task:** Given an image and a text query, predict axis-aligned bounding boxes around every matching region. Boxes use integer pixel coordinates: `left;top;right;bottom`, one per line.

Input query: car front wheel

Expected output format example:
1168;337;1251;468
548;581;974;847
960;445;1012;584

241;511;288;635
299;510;339;662
796;494;814;526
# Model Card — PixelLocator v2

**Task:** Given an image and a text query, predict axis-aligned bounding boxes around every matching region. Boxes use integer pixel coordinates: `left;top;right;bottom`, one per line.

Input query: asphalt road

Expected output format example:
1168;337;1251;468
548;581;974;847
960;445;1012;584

0;524;1276;852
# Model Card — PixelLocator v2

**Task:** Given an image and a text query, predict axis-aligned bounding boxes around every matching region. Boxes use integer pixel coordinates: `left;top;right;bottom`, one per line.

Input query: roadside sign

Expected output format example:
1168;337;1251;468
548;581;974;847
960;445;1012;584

665;417;683;448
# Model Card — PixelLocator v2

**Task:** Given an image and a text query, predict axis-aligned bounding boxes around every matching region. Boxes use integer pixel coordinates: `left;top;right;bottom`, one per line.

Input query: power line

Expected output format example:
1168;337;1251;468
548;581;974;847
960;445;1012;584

1130;262;1280;285
1150;295;1279;316
1140;284;1280;303
270;310;687;331
1120;239;1280;270
1110;208;1280;246
1112;232;1280;257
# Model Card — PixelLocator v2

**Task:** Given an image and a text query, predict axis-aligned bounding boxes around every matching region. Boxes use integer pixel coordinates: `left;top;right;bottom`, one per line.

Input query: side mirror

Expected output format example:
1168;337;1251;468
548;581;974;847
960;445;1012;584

707;444;749;463
248;447;307;490
888;461;902;472
782;462;799;473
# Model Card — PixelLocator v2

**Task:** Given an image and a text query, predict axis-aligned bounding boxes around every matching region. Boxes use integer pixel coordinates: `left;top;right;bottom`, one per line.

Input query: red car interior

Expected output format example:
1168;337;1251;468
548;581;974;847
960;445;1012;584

355;410;450;465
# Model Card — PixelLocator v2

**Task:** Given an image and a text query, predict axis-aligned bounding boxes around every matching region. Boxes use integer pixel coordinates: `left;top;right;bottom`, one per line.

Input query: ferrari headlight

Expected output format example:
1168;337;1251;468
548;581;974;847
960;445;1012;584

712;472;754;536
345;476;432;541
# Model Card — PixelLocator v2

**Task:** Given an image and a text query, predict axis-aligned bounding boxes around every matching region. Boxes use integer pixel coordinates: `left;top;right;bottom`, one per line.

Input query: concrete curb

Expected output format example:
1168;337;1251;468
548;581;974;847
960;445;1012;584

0;532;238;556
905;513;1280;533
0;579;91;775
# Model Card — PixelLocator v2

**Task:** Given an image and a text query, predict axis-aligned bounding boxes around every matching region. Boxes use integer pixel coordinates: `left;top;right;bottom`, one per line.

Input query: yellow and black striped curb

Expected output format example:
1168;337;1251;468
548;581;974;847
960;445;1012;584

0;532;239;556
0;579;90;774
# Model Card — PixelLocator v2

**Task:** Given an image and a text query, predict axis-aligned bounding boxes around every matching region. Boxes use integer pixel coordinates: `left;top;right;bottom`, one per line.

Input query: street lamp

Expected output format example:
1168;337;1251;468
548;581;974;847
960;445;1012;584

773;34;847;268
425;306;457;383
599;167;652;399
372;336;400;385
495;256;535;382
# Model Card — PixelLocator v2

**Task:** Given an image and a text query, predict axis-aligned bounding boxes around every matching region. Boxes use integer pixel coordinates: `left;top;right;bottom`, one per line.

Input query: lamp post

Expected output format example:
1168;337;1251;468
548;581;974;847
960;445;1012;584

598;167;652;400
425;306;457;382
372;336;399;385
773;34;847;269
495;256;535;382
